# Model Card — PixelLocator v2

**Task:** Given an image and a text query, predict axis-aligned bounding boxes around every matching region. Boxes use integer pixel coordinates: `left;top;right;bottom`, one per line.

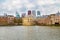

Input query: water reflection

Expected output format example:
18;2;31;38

0;26;60;40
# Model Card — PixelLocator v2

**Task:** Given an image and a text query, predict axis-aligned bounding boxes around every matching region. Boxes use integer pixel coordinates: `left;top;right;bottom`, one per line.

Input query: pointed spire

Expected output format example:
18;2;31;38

56;11;60;16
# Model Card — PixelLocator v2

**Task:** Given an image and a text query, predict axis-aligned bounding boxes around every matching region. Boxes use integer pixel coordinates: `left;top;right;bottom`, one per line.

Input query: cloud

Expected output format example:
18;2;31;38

37;0;56;5
0;0;60;15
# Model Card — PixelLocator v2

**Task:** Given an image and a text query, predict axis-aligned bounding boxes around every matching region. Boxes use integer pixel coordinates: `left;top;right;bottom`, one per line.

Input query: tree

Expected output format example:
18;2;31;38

14;18;22;25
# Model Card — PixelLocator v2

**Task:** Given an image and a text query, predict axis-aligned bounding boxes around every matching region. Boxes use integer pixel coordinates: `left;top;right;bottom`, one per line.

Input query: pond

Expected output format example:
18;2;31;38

0;26;60;40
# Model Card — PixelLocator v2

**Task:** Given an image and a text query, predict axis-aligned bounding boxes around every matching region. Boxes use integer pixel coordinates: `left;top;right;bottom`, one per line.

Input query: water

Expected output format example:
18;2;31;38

0;26;60;40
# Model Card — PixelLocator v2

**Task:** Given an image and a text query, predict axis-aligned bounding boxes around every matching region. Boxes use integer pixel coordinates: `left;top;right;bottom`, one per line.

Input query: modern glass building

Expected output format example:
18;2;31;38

4;13;8;17
16;11;20;18
22;13;26;17
28;10;31;15
36;11;41;17
32;10;36;17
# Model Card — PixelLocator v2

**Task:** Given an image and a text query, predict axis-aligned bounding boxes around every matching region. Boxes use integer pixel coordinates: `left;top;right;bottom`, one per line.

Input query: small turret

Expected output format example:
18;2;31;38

56;11;60;16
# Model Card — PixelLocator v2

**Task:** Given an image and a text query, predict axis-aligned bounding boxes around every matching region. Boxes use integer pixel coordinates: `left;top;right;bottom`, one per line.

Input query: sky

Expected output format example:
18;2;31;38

0;0;60;16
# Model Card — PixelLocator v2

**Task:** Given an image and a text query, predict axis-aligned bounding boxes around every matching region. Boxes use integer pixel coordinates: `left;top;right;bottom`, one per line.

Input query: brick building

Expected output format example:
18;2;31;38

0;16;8;25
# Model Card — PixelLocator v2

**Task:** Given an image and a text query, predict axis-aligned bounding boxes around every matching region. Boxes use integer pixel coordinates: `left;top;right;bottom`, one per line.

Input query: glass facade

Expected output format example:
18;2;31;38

22;13;26;17
37;11;40;15
16;12;20;18
32;10;36;17
36;11;41;17
28;10;31;15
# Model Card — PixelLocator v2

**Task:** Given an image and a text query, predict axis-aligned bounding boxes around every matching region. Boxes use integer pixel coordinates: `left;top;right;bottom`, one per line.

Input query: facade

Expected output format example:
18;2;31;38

37;18;46;25
22;13;26;17
7;15;15;24
49;14;60;24
16;11;20;18
4;13;7;17
0;16;8;25
0;15;15;25
37;17;51;25
36;11;41;17
32;10;36;18
22;15;34;26
28;10;31;15
37;12;60;25
14;17;22;25
44;17;51;25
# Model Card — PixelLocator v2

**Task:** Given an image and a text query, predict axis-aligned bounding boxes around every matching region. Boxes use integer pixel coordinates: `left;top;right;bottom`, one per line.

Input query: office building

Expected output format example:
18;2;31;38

32;10;36;18
36;11;41;17
22;13;26;17
28;10;31;15
16;11;20;18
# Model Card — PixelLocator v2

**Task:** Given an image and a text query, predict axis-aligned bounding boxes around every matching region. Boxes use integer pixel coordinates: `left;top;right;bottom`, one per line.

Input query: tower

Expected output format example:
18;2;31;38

36;11;41;17
22;13;26;17
4;13;7;17
16;11;20;18
32;10;36;18
56;11;60;16
28;10;31;15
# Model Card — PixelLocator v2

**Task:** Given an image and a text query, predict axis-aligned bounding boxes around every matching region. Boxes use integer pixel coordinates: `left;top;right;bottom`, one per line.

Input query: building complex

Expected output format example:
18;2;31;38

0;10;60;26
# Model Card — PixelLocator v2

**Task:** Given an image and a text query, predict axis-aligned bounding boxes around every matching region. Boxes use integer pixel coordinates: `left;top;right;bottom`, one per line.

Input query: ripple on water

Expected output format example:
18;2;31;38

0;26;60;40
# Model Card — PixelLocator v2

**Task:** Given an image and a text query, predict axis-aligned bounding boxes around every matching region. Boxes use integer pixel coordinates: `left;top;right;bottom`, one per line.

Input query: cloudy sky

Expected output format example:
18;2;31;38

0;0;60;16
